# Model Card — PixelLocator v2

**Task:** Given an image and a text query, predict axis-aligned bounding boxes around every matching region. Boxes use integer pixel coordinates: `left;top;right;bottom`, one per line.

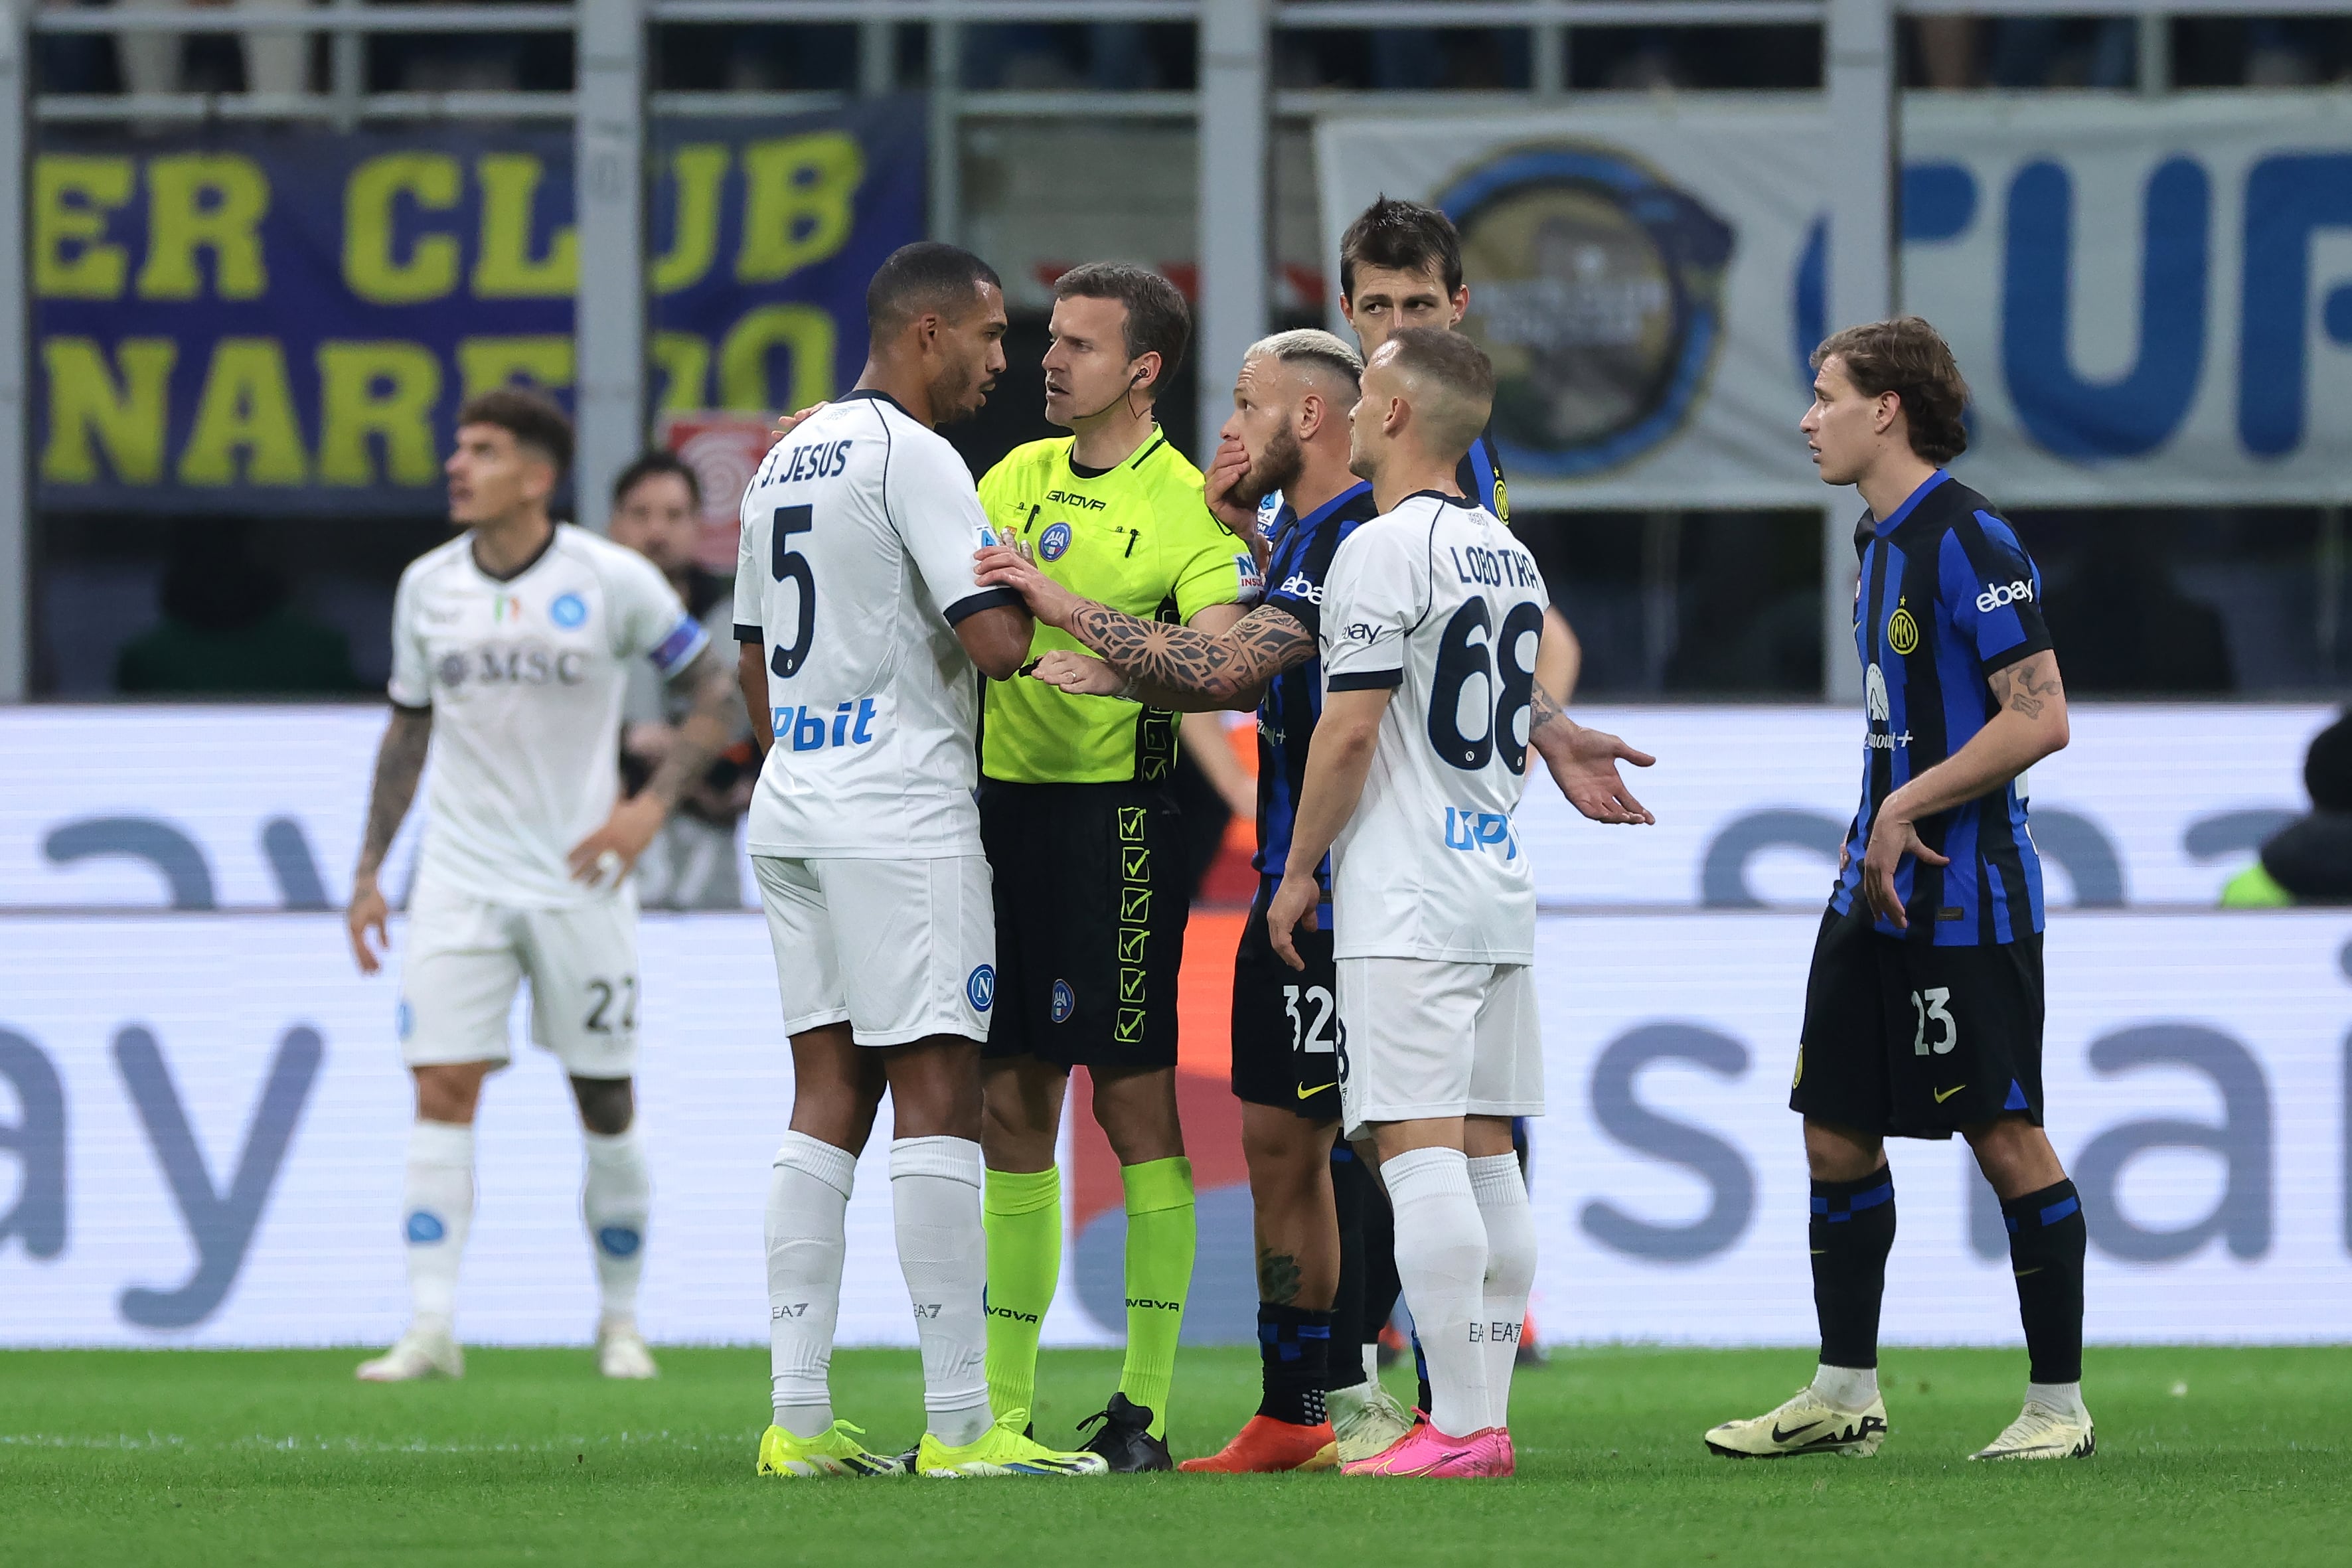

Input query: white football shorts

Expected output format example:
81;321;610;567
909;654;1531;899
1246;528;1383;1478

752;852;996;1047
1335;957;1543;1138
396;873;642;1079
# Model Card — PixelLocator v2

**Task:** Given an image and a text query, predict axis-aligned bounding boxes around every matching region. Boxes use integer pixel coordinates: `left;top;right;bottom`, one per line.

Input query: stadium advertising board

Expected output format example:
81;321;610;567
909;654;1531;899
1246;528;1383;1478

33;103;923;517
0;911;2343;1348
1317;92;2352;507
0;706;2321;913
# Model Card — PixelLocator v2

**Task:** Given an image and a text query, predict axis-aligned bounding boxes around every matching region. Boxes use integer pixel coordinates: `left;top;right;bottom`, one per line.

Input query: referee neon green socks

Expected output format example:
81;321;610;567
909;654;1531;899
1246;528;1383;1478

982;1165;1061;1425
1117;1156;1196;1439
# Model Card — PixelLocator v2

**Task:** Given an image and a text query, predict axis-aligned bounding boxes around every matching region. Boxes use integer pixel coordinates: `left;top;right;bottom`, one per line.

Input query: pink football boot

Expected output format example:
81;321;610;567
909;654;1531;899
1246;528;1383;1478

1342;1423;1505;1477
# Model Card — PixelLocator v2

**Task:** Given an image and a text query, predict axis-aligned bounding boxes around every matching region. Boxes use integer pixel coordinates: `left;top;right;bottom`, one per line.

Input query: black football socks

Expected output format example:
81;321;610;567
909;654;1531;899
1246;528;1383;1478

1257;1304;1332;1426
2001;1178;2086;1385
1811;1166;1897;1373
1326;1144;1370;1393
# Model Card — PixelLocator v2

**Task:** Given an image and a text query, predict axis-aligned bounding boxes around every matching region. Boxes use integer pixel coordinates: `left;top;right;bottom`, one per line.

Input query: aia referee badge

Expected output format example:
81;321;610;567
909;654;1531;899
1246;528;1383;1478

1039;522;1073;561
1437;144;1733;479
1052;979;1076;1024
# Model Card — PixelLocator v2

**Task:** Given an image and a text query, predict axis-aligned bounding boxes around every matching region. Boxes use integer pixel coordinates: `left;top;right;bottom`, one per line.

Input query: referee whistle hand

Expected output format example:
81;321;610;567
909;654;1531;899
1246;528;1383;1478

1267;873;1318;971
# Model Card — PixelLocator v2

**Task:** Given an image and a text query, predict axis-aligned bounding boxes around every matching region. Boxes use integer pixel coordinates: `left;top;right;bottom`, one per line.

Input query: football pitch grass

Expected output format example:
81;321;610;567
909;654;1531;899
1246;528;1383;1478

4;1345;2345;1566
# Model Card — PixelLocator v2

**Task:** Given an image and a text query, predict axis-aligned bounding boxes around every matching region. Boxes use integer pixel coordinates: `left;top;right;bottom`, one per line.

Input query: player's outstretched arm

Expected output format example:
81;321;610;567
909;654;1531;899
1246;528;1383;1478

974;543;1308;708
1527;684;1656;826
1861;651;2070;928
349;703;432;975
1266;688;1390;970
566;643;738;885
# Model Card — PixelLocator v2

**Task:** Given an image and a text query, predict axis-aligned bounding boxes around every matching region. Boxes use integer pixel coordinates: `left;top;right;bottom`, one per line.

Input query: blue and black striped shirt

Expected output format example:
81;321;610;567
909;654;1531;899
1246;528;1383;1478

1830;469;2053;946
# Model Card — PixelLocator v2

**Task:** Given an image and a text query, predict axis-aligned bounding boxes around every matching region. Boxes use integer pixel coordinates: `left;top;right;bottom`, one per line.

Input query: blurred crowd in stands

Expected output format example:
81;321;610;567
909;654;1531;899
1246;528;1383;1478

29;3;2352;98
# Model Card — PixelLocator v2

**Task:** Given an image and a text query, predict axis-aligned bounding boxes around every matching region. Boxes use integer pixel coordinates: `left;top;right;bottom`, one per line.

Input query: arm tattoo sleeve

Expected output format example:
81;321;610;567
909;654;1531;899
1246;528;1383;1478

356;706;432;882
643;643;737;808
1065;601;1314;704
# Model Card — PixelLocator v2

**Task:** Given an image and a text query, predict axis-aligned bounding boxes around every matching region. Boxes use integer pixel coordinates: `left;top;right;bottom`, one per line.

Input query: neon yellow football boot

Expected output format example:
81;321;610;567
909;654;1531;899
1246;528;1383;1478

755;1419;904;1478
915;1409;1109;1477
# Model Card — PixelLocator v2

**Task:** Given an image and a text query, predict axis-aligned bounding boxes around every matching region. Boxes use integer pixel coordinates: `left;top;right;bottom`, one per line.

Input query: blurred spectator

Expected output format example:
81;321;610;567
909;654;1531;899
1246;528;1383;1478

107;0;312;96
1990;17;2133;88
115;518;361;696
961;23;1170;90
2223;713;2352;906
605;451;753;911
2039;539;2234;694
2248;19;2331;86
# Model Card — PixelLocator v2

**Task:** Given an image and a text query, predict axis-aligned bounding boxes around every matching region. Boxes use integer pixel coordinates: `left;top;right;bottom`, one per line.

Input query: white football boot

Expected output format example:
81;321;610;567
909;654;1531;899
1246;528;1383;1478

1704;1385;1888;1458
597;1316;659;1380
1970;1399;2094;1461
356;1318;465;1382
1327;1379;1419;1465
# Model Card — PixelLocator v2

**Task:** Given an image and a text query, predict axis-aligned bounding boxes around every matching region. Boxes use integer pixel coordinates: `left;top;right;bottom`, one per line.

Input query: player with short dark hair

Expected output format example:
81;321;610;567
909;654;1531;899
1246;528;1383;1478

612;449;704;514
347;386;740;1384
1705;315;2089;1464
737;240;1103;1480
971;260;1257;1472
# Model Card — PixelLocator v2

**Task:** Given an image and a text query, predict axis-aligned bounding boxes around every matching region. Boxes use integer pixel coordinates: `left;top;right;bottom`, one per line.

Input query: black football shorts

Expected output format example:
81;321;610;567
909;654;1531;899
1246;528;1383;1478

1230;883;1342;1121
1790;903;2046;1139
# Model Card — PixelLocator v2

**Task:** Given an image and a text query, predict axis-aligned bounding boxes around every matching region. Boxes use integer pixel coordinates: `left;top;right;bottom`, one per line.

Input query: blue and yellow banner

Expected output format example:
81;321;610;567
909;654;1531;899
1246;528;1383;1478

34;98;923;516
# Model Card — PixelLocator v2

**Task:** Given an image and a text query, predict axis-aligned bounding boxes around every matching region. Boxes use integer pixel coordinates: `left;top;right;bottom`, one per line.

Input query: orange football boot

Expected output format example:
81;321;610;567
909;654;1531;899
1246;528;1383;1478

1177;1415;1338;1473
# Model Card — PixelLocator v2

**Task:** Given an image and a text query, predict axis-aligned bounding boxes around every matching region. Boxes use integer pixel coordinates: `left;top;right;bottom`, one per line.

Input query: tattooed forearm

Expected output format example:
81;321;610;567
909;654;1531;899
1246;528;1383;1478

643;645;736;808
1993;659;2063;720
1528;678;1579;753
355;705;432;883
1066;601;1314;706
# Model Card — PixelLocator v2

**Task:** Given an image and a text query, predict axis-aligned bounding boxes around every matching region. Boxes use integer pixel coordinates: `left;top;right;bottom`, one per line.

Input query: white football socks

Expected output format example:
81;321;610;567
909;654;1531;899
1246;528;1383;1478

766;1131;856;1439
890;1136;994;1448
2028;1379;2088;1419
1813;1363;1880;1410
402;1120;473;1326
1468;1152;1535;1433
1381;1146;1492;1439
582;1129;651;1324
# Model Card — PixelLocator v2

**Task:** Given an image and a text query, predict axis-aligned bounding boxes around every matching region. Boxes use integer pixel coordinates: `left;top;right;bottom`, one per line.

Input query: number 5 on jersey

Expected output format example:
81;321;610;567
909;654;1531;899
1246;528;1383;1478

769;505;815;678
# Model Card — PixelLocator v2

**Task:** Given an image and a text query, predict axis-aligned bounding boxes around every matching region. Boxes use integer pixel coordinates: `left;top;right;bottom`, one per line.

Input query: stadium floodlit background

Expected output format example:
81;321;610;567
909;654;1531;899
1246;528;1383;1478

4;0;2352;1378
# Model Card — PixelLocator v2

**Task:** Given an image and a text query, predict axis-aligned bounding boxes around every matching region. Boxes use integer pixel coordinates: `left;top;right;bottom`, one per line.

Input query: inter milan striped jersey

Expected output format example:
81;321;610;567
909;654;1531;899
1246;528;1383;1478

1249;481;1381;899
1830;469;2053;946
1458;428;1507;524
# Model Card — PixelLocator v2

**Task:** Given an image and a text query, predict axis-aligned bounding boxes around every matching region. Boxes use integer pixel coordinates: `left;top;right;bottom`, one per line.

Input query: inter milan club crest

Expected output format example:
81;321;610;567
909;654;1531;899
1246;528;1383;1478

1887;605;1919;656
1437;143;1733;479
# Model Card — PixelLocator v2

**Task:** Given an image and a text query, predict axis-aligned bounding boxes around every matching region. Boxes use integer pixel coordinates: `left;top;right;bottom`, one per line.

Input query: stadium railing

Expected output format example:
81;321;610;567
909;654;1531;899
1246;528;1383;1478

0;1;2320;705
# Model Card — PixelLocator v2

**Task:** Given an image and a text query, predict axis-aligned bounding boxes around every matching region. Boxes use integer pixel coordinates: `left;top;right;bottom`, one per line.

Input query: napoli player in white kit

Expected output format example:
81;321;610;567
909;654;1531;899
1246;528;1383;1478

347;387;743;1382
737;242;1105;1479
1267;329;1656;1476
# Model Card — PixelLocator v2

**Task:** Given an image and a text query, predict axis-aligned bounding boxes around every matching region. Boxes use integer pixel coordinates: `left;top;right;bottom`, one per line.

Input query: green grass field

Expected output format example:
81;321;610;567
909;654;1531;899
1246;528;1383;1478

4;1344;2345;1566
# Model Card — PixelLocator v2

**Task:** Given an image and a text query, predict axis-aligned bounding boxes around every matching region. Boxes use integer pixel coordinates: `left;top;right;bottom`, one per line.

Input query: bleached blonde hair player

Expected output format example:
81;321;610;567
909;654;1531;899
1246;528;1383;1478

1265;328;1656;1477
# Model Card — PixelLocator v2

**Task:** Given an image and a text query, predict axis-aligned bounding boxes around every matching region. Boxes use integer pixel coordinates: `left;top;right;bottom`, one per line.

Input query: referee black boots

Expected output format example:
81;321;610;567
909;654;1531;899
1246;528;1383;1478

1075;1393;1172;1473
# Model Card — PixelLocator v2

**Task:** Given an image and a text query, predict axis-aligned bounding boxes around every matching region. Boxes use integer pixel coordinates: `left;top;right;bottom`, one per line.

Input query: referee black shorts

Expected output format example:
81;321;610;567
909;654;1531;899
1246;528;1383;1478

1790;902;2046;1140
979;779;1186;1071
1231;881;1342;1122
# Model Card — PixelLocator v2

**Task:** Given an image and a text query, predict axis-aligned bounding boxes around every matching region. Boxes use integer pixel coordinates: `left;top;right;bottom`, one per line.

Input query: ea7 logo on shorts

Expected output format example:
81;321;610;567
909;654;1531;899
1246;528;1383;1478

1443;807;1519;860
966;964;996;1013
1978;579;2035;612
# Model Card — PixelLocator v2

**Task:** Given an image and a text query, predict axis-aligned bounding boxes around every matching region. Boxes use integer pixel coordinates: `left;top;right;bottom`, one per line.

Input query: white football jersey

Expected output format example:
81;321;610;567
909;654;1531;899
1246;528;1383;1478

388;524;708;908
733;389;1013;858
1318;492;1547;962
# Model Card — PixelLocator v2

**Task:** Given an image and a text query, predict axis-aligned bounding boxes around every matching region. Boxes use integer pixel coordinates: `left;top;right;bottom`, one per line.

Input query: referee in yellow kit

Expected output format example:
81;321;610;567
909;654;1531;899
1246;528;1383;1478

975;263;1255;1470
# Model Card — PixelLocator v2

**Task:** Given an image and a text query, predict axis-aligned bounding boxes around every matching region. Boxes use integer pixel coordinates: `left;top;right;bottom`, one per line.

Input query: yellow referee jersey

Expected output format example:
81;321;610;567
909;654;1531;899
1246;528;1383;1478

977;430;1257;785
